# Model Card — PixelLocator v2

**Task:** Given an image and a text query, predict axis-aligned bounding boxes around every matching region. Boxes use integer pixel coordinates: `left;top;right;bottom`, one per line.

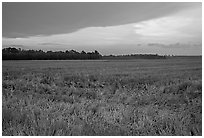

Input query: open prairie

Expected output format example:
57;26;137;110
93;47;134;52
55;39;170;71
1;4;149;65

2;57;202;136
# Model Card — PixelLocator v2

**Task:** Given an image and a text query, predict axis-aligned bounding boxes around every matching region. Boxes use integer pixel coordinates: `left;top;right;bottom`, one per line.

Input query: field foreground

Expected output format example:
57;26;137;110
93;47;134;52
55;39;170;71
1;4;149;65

2;57;202;136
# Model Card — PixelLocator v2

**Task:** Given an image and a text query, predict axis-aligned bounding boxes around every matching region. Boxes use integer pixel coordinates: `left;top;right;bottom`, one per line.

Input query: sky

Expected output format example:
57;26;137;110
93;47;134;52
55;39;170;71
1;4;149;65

2;2;202;55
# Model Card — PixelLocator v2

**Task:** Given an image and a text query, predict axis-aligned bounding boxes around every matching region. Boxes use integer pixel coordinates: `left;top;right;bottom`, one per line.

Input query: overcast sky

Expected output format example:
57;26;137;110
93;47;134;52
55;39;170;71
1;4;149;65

2;2;202;55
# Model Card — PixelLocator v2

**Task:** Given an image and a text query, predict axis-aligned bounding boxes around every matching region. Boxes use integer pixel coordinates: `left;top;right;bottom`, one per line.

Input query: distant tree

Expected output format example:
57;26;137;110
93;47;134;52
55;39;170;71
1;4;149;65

2;47;103;60
81;50;86;54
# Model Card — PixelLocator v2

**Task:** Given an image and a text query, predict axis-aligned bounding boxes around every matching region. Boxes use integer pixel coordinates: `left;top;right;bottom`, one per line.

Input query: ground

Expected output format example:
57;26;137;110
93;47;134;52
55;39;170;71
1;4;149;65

2;57;202;136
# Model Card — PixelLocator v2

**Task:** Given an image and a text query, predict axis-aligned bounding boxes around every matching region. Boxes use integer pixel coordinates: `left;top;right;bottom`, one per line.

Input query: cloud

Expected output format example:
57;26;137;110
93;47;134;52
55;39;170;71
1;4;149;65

133;5;201;44
3;2;201;38
40;43;68;46
147;42;202;49
2;24;138;49
2;4;201;55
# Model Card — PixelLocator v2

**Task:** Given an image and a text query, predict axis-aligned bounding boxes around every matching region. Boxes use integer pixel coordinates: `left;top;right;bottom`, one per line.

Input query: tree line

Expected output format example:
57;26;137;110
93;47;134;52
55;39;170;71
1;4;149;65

2;47;102;60
103;54;166;59
2;47;166;60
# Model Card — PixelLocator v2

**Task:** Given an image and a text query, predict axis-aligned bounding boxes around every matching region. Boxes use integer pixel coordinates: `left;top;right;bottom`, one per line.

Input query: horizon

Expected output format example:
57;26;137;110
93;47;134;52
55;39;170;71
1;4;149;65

2;46;202;57
2;2;202;56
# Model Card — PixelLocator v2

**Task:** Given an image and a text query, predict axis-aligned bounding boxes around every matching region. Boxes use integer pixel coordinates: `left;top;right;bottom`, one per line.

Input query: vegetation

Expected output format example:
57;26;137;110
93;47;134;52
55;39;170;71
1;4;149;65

103;54;166;59
2;57;202;136
2;47;166;60
2;47;102;60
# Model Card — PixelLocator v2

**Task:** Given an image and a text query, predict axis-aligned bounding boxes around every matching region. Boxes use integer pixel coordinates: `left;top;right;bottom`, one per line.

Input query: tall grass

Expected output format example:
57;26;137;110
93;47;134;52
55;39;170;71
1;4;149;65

2;58;202;135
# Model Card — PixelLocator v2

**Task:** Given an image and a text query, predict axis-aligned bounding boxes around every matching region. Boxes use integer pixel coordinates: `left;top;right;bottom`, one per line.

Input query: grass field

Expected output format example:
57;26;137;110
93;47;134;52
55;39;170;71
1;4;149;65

2;57;202;136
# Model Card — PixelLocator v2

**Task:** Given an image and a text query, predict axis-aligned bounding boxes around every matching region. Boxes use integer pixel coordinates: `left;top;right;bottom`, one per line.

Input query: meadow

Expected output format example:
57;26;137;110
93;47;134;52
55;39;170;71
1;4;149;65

2;57;202;136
